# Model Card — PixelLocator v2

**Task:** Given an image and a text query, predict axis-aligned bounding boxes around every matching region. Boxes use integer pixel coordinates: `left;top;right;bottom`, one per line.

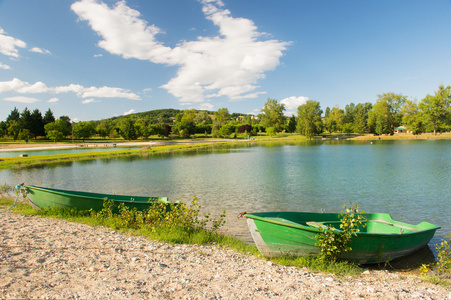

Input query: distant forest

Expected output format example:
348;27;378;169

1;84;450;142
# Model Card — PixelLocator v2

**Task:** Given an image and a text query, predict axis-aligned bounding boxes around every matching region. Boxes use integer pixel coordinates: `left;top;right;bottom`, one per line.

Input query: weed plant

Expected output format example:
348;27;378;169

420;233;451;287
315;203;367;262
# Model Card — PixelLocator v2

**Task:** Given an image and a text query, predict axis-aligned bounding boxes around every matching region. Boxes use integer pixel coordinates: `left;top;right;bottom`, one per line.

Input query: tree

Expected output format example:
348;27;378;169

18;129;31;142
44;120;67;142
218;124;234;138
46;129;63;142
7;121;20;141
0;121;6;138
195;111;212;125
59;116;72;137
352;103;368;134
174;109;196;138
260;98;286;132
297;100;323;139
30;109;44;138
6;107;20;124
19;107;33;135
328;106;344;132
286;115;297;133
43;109;55;125
97;121;113;139
119;119;137;140
368;93;406;135
212;108;230;138
419;85;451;135
214;108;230;126
343;103;356;125
73;121;96;142
238;124;252;134
401;100;423;135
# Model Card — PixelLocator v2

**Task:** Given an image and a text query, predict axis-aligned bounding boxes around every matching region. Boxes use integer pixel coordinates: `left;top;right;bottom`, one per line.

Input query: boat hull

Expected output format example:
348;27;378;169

245;212;440;264
23;185;170;212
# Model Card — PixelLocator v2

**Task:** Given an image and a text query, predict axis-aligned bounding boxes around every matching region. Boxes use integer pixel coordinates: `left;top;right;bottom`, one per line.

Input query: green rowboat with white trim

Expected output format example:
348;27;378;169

245;212;440;264
20;184;172;212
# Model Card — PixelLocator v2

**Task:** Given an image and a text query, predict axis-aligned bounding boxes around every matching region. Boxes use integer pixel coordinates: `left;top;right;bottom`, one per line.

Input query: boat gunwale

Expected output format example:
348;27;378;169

244;213;440;237
24;184;169;204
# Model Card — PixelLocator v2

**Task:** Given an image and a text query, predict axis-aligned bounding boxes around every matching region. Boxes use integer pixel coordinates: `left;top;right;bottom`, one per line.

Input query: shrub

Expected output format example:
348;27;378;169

315;203;367;262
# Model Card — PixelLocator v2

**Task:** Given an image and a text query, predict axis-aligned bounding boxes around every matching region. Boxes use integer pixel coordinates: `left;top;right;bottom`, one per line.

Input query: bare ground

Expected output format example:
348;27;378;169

1;213;450;300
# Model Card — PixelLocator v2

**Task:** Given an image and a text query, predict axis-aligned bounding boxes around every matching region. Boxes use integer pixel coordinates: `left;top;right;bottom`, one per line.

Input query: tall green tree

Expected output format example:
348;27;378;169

212;108;230;137
97;121;113;139
119;119;137;140
401;100;423;134
44;120;67;142
43;109;55;125
30;109;44;138
7;121;20;141
368;93;406;135
286;115;297;133
174;109;196;138
260;98;286;132
59;116;72;137
195;111;213;125
352;103;368;134
6;107;20;124
297;100;323;139
73;121;96;142
19;107;33;134
419;85;451;135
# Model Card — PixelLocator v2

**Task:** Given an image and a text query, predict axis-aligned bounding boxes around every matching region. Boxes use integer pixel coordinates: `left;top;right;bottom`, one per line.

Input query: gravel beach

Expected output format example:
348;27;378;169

1;213;450;299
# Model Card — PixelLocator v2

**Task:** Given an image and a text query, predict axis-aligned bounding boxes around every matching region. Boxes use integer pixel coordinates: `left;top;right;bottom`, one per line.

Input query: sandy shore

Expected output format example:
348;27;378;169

1;213;450;300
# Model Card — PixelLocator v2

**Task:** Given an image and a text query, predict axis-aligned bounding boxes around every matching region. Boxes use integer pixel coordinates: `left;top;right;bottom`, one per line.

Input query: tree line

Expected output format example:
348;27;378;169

1;84;450;142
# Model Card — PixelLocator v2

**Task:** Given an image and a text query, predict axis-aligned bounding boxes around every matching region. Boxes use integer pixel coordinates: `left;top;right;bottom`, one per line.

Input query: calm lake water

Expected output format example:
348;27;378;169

1;139;450;246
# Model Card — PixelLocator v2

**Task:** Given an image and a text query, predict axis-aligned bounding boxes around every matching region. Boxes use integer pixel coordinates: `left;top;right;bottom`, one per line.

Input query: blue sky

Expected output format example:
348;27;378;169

0;0;450;122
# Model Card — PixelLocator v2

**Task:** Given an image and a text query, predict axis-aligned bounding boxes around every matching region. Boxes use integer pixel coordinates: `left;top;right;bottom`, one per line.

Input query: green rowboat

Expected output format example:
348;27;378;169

245;212;440;264
19;184;172;212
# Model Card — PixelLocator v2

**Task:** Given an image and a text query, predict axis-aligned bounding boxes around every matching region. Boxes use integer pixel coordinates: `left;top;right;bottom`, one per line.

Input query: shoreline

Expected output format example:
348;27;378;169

1;212;449;299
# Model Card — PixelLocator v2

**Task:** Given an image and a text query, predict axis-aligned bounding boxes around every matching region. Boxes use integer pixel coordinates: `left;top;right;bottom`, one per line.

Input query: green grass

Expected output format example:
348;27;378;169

0;142;234;170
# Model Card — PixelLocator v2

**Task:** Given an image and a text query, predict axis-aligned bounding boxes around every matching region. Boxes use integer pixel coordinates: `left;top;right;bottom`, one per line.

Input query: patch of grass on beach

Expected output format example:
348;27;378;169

2;195;258;258
271;255;362;276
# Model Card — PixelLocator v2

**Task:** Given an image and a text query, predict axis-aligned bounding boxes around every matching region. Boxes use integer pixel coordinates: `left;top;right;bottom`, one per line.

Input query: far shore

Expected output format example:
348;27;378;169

1;132;450;153
0;139;232;152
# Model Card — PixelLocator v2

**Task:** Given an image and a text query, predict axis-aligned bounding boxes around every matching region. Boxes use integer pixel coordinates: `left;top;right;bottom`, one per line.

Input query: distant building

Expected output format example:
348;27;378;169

394;126;407;133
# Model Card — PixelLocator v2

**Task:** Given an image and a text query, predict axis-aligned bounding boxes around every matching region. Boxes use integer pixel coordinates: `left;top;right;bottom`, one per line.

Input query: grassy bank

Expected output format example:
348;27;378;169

0;141;238;171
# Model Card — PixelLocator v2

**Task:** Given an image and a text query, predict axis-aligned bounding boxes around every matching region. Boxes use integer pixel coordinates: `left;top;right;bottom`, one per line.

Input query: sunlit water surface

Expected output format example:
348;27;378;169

1;139;450;247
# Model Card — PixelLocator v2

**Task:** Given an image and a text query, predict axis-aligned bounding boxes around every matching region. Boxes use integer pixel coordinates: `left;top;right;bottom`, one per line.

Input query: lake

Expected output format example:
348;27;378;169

1;139;450;246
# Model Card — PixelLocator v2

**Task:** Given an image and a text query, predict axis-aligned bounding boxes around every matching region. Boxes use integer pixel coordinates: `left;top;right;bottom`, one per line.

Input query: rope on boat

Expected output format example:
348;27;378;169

0;184;24;214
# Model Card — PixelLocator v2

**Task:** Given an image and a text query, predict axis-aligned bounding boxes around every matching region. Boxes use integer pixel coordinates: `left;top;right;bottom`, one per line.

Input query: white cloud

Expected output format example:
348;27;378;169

280;96;309;110
4;96;40;103
0;28;27;58
48;97;59;103
29;47;51;54
197;102;214;111
80;86;140;99
0;62;10;70
0;78;140;100
71;0;290;108
82;98;100;104
94;53;103;57
123;109;135;115
280;96;309;116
